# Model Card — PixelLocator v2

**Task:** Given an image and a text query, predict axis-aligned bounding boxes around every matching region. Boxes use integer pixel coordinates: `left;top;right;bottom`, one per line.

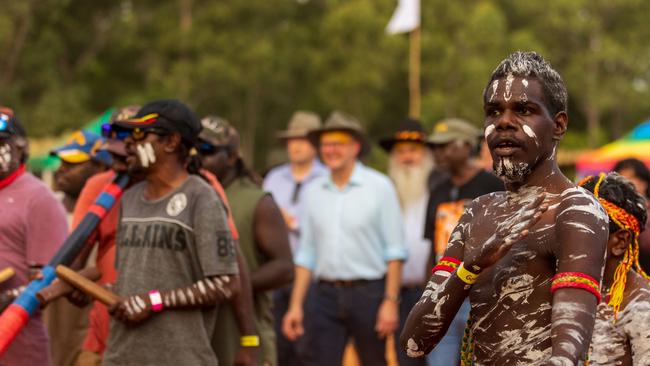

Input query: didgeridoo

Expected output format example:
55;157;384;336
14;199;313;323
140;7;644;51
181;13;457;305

0;173;129;356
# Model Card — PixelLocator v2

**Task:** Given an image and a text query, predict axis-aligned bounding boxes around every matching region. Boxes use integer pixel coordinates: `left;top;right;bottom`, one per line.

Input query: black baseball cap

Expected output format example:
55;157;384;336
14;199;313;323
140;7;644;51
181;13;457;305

0;107;26;138
114;99;201;145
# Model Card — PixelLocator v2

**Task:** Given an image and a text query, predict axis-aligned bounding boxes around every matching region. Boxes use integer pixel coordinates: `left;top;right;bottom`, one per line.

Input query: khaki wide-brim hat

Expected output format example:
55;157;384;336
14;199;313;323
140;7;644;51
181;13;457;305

428;118;481;148
307;110;370;157
276;111;322;140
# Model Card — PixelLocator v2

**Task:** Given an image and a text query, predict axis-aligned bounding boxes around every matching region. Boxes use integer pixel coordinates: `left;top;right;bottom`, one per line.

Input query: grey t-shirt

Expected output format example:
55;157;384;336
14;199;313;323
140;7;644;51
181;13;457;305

103;175;238;366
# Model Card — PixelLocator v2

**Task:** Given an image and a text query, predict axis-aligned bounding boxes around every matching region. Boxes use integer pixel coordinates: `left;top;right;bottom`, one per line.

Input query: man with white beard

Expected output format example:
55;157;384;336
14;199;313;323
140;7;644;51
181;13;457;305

380;119;434;366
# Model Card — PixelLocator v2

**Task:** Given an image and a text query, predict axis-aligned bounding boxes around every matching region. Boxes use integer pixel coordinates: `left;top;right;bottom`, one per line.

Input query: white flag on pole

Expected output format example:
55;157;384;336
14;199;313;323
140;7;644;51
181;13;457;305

386;0;420;34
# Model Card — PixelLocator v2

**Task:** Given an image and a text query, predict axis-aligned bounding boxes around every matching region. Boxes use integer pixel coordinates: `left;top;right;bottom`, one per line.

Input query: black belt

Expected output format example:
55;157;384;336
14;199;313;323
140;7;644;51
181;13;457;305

317;278;377;288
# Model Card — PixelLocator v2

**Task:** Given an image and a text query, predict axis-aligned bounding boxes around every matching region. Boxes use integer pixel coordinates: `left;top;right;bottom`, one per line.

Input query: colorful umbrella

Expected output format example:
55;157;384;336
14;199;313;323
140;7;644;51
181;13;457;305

576;120;650;177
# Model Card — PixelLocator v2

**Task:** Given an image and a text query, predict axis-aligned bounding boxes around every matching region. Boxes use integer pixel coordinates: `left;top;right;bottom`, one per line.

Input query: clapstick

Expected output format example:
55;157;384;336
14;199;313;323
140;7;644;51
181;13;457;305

0;268;14;284
55;265;120;307
36;267;102;305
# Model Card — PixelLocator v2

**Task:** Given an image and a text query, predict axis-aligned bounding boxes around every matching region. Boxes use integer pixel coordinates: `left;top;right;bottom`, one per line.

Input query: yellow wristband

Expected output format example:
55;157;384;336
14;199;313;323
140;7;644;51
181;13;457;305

456;263;479;285
240;335;260;347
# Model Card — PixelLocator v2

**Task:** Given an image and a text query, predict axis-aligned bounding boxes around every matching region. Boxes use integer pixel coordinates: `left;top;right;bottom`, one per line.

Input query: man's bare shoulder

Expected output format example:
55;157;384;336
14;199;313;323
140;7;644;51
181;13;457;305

553;185;608;223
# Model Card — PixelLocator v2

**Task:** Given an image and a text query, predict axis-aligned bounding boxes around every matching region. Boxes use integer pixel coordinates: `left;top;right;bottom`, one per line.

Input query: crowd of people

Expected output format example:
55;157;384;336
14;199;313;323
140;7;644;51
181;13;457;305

0;50;649;366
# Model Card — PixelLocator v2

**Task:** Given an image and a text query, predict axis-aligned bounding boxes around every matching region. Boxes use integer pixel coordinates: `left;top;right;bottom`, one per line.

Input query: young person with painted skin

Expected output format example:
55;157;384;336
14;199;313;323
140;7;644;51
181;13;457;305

67;107;259;366
199;116;294;366
578;172;650;365
283;111;407;366
50;130;112;214
0;107;68;366
401;51;609;365
263;111;326;366
99;100;240;366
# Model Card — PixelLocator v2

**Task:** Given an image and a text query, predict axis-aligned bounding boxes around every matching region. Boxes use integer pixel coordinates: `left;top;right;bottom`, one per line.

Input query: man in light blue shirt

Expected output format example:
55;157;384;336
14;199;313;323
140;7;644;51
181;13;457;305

263;111;326;366
282;111;407;366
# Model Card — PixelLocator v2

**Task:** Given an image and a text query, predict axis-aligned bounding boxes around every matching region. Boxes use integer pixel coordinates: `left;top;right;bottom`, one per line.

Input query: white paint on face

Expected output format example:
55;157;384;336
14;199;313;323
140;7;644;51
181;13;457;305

136;142;156;168
520;79;530;103
0;143;12;172
489;80;499;102
522;125;537;146
494;157;531;183
504;73;515;102
485;124;495;138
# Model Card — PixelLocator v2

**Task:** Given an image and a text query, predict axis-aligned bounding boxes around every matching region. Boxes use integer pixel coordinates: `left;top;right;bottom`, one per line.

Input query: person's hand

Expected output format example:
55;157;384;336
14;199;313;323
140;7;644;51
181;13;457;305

109;294;153;325
375;299;399;339
464;194;548;273
65;288;92;308
234;344;259;366
282;305;304;341
280;209;299;231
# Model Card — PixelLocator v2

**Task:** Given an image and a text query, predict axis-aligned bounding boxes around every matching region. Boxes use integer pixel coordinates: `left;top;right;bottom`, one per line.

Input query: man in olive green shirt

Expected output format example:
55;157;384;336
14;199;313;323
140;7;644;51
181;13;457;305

198;116;294;366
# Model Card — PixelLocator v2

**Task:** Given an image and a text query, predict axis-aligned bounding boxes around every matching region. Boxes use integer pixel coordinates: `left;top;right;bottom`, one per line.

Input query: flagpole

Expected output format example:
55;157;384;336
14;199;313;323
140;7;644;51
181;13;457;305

408;26;421;119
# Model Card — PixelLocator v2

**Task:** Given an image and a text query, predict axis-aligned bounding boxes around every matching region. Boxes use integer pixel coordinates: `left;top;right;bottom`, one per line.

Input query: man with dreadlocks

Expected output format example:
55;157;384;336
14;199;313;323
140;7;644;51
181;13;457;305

401;51;609;365
579;172;650;365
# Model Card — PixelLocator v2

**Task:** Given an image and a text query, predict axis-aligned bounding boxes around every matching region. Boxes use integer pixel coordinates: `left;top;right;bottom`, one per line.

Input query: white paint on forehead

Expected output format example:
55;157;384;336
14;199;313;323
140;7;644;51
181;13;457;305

485;124;495;138
504;73;515;102
490;79;499;102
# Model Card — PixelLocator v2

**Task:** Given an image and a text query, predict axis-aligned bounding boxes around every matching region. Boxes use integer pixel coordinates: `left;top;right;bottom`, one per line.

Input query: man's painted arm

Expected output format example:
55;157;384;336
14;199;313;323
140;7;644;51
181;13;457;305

400;215;470;357
546;195;608;365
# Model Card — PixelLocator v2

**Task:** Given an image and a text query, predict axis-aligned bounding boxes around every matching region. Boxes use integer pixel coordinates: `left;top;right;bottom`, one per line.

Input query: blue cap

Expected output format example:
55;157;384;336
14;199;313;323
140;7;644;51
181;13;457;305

50;130;113;166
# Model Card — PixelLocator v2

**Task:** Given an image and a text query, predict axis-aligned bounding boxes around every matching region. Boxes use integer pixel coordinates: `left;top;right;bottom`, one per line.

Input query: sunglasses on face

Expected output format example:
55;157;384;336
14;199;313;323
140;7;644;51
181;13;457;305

101;123;131;141
130;128;169;142
198;141;229;156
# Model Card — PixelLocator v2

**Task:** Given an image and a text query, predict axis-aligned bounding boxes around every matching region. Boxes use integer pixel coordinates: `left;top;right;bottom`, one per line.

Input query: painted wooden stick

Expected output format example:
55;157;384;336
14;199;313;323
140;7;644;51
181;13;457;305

55;265;119;307
36;267;102;305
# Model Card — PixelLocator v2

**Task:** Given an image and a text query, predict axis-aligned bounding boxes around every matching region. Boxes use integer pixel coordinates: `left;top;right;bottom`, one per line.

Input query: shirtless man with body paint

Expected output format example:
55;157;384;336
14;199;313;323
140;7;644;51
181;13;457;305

400;51;609;365
579;173;650;365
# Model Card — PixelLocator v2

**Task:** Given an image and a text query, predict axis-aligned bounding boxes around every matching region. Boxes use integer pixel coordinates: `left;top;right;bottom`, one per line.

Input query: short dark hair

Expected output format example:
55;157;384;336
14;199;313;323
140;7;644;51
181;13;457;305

613;158;650;199
580;173;647;233
485;51;568;116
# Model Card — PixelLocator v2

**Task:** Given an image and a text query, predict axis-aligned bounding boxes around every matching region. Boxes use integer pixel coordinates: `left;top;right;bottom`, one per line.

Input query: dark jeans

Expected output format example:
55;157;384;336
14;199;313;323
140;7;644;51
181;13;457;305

304;279;387;366
395;286;428;366
273;286;310;366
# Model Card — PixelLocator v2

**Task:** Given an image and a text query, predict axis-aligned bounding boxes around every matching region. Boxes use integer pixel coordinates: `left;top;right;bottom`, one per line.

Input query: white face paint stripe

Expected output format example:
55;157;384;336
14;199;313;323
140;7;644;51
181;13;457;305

489;80;499;102
485;124;495;138
504;73;515;102
136;144;149;168
144;142;156;164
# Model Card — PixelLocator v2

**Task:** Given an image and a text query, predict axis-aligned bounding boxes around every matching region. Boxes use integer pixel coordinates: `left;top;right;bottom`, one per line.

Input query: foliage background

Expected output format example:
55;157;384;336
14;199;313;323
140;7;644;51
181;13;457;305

0;0;648;169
